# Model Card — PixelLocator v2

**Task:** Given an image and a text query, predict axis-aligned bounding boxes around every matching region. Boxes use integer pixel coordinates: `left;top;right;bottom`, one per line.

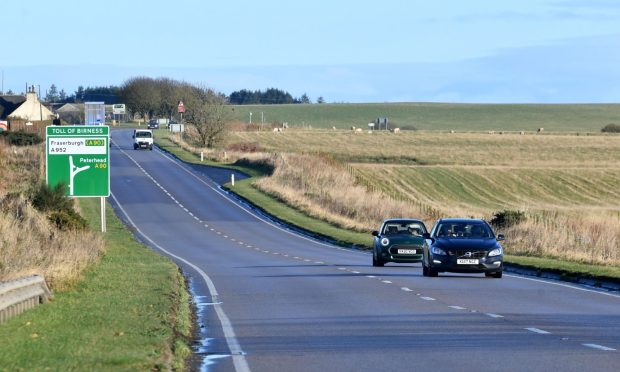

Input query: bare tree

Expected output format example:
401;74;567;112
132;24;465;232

186;88;230;148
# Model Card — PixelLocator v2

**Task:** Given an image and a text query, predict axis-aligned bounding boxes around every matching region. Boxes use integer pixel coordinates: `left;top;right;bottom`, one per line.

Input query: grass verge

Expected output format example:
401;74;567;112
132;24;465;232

155;137;620;282
0;198;192;370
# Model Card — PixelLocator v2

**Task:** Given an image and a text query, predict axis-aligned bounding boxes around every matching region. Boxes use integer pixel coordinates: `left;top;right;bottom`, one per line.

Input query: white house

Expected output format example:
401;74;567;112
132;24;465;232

8;86;54;121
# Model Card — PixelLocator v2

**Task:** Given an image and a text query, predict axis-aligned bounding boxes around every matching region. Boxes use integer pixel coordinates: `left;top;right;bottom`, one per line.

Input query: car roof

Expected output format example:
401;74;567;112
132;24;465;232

437;218;485;223
383;218;424;224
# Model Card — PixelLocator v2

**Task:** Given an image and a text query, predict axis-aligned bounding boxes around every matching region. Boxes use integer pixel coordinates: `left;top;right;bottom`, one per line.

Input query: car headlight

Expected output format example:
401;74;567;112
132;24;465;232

381;238;390;247
431;246;446;255
488;247;503;257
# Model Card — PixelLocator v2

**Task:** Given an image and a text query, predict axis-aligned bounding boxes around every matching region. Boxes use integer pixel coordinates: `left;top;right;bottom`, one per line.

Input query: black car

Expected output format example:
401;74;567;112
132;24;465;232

372;219;428;267
422;218;504;278
147;119;159;129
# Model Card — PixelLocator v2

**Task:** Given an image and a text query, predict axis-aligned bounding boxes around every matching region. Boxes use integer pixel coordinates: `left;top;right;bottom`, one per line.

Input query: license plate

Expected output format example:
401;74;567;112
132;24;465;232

457;259;479;265
397;249;417;254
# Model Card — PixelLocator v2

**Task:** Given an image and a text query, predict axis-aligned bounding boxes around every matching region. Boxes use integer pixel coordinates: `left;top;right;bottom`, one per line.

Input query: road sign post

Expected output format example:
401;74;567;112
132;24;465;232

46;126;110;232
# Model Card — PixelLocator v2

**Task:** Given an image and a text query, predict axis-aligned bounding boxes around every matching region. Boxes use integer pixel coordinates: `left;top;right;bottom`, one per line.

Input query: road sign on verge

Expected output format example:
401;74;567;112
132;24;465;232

46;126;110;197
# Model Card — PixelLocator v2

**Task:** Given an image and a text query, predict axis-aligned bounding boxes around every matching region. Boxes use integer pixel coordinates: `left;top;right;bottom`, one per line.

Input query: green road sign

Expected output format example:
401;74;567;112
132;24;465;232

46;126;110;197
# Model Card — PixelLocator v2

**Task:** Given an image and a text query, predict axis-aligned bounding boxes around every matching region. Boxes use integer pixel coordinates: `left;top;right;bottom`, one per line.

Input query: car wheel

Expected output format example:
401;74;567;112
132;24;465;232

492;271;502;279
428;267;439;277
149;145;153;151
422;264;429;277
133;144;138;150
372;251;384;267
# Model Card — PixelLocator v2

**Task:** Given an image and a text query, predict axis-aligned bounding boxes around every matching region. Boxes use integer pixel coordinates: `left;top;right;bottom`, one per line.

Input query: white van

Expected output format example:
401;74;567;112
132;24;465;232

133;129;153;150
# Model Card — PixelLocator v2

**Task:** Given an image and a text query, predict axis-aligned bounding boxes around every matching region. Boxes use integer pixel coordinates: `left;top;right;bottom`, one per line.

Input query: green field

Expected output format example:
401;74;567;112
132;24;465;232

228;102;620;132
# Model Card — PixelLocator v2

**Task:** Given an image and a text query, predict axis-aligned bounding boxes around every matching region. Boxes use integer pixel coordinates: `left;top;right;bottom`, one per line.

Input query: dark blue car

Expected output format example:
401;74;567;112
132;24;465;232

372;219;428;267
422;218;504;278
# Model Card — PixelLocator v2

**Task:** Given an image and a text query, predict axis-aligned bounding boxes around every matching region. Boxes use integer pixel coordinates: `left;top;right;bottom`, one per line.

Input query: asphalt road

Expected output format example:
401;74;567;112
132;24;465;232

109;129;619;372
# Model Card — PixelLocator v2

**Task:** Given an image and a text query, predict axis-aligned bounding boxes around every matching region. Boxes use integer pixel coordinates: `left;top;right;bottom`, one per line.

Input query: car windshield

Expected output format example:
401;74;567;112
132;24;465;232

382;221;426;236
435;222;492;239
135;132;152;138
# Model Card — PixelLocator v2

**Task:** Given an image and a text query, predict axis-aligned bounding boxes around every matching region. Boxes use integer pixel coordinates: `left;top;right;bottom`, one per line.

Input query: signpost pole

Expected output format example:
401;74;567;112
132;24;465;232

101;197;106;232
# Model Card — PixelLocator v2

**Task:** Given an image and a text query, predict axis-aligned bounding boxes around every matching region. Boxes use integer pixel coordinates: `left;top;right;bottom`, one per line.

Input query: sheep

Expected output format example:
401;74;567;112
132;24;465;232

537;127;544;133
272;127;282;133
520;131;525;135
488;130;495;134
355;128;363;133
392;128;401;133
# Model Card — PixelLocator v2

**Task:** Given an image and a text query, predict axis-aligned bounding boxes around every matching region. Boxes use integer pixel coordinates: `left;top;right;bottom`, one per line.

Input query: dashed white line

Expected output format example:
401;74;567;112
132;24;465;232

582;343;616;351
401;287;413;292
338;267;347;270
366;275;376;278
382;280;392;284
526;328;550;334
449;305;466;310
420;296;436;301
485;313;504;318
351;271;360;274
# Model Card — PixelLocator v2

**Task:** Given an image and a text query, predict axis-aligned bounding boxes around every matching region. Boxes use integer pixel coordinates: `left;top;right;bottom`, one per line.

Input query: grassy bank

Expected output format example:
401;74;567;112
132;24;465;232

0;198;192;370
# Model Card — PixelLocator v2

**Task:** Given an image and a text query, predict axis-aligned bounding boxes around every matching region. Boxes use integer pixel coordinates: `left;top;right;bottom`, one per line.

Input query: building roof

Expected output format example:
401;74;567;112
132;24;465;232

0;95;26;120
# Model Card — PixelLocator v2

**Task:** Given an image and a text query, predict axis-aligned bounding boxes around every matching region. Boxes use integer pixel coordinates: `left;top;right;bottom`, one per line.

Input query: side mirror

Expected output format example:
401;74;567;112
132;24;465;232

422;232;431;239
497;234;505;241
371;231;379;237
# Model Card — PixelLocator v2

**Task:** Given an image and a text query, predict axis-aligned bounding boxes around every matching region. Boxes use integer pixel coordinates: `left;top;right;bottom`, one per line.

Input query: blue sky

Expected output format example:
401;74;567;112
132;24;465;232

2;0;620;102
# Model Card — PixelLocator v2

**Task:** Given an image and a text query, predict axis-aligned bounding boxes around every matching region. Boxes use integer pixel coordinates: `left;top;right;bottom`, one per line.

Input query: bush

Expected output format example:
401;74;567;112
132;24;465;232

601;123;620;133
226;142;264;152
490;210;526;229
48;209;88;230
31;182;73;212
5;131;43;146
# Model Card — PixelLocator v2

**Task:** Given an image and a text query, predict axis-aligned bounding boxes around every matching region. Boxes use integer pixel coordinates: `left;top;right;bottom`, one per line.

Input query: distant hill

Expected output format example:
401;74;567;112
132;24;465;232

228;102;620;132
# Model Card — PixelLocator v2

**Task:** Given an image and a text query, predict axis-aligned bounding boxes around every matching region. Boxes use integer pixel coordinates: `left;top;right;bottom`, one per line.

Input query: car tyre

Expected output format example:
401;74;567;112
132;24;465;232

492;271;502;278
372;251;384;267
428;267;439;277
422;264;429;276
149;145;153;151
133;144;138;150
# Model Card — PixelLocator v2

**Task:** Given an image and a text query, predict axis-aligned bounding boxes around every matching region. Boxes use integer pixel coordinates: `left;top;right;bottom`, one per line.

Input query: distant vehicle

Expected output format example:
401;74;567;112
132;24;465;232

147;119;159;129
167;120;178;129
133;129;153;150
422;218;504;278
371;219;428;267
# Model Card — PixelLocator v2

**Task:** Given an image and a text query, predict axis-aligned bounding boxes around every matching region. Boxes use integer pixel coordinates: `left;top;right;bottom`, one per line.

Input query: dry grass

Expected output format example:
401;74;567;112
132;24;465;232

0;139;104;289
505;213;620;265
254;153;436;232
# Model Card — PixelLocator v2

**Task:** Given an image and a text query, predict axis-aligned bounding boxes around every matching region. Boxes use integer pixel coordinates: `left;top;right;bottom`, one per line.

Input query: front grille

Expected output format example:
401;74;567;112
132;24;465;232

448;250;487;259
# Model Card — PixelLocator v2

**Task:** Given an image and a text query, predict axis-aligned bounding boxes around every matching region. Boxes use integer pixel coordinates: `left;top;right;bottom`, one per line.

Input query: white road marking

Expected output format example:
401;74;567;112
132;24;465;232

582;343;616;351
420;296;436;301
338;267;347;270
449;306;466;310
366;275;376;278
401;287;413;292
485;313;504;318
505;274;620;299
526;327;550;334
351;271;360;274
110;192;250;372
382;280;392;284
